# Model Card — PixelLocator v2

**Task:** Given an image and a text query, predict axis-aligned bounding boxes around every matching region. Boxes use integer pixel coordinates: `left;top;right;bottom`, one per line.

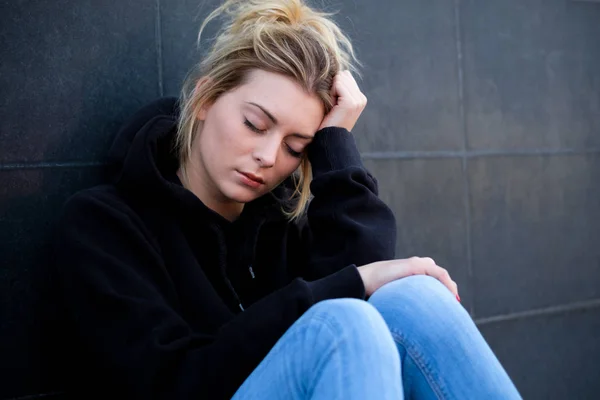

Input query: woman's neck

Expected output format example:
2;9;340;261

177;166;244;222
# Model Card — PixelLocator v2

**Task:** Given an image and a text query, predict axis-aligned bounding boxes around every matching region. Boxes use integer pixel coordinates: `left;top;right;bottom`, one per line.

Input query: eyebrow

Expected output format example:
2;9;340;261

246;101;314;140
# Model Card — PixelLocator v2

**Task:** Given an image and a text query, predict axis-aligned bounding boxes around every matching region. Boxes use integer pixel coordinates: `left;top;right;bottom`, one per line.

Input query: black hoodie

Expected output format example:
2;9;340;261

54;97;396;399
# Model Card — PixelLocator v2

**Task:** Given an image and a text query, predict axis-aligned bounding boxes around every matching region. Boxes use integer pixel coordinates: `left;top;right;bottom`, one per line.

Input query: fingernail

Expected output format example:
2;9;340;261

456;294;461;302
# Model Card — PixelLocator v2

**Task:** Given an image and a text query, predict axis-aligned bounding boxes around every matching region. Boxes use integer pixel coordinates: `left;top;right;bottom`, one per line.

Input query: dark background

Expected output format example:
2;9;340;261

1;0;599;398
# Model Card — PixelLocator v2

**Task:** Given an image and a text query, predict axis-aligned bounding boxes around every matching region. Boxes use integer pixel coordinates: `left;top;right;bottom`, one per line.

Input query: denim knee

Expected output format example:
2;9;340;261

307;299;398;358
370;275;457;309
368;275;471;339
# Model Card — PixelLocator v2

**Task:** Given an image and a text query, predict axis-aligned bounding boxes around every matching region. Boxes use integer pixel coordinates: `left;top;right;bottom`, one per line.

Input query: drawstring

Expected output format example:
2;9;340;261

212;224;247;312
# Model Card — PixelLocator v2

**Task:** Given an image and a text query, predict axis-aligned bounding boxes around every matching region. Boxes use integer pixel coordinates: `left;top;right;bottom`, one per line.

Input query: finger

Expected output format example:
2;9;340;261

416;258;454;292
341;70;360;91
335;71;360;95
341;71;366;105
422;257;436;266
339;81;364;114
330;70;348;96
338;71;363;101
334;73;357;104
426;264;458;297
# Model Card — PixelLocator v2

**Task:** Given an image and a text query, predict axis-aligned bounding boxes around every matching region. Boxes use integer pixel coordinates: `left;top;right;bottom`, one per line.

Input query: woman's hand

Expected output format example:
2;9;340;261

357;257;460;299
319;70;367;132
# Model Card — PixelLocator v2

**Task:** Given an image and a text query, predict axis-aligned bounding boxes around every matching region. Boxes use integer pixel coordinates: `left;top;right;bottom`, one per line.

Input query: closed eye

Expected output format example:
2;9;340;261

244;118;265;134
286;145;303;158
245;118;303;158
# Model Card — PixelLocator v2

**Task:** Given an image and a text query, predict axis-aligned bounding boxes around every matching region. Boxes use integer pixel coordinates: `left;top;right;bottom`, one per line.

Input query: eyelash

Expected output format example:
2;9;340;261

243;118;264;134
243;119;303;158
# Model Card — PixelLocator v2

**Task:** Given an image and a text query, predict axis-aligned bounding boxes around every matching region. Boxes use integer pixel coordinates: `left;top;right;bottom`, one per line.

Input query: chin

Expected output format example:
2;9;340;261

220;184;265;204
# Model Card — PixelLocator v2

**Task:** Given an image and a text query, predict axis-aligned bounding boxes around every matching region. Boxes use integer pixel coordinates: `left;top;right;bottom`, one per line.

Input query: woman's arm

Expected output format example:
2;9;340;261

294;128;461;300
55;188;365;399
289;70;396;281
292;126;397;281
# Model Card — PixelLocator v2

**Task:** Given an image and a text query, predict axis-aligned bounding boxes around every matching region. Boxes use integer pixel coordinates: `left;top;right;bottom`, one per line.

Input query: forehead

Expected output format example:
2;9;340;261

234;69;325;131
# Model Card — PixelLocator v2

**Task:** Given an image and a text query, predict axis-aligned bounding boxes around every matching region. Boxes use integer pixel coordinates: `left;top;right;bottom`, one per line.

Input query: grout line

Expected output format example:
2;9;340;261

3;147;600;170
454;0;466;150
0;161;106;171
362;150;465;160
469;148;600;157
474;298;600;326
462;159;475;318
360;148;600;160
453;0;475;317
155;0;164;97
453;0;467;150
9;392;64;400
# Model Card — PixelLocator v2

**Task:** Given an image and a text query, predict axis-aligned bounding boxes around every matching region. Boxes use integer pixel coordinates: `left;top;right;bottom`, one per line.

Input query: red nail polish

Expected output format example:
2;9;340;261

456;294;461;302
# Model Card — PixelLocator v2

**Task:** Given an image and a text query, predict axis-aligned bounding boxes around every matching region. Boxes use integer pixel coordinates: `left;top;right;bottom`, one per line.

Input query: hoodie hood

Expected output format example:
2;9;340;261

107;97;294;226
108;97;180;178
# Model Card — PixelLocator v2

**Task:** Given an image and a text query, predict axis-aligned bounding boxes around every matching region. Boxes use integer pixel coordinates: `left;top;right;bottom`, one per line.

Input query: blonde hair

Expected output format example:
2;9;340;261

176;0;360;220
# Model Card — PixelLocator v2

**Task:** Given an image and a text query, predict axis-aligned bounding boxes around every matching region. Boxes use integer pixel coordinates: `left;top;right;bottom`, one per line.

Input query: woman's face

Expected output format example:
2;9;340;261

189;69;325;208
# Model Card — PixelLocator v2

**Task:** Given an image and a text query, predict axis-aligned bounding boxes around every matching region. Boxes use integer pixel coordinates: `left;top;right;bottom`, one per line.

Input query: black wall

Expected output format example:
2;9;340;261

2;0;599;398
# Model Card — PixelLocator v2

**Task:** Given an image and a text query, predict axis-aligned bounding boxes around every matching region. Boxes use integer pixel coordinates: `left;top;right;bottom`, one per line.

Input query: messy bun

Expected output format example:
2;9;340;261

176;0;360;220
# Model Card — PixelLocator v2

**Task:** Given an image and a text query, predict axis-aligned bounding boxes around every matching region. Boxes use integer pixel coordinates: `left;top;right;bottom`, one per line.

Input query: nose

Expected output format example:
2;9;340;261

253;135;279;168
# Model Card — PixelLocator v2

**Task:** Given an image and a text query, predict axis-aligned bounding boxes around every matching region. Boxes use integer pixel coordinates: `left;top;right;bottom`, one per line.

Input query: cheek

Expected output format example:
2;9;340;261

273;157;302;184
218;115;254;154
202;118;247;162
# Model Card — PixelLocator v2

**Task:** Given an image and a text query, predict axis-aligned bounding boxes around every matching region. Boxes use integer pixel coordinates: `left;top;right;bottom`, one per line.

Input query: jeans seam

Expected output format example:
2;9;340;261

390;329;448;400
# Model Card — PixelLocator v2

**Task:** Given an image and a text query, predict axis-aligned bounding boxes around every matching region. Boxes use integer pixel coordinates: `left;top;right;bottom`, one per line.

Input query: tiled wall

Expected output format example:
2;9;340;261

1;0;599;398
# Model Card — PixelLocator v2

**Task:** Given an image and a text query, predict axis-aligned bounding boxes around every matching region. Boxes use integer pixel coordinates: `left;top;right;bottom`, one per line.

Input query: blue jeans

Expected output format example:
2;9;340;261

232;275;521;399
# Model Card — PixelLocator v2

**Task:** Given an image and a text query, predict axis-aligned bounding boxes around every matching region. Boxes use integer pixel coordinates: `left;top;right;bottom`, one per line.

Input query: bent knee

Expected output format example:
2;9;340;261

302;299;400;371
310;298;382;327
308;299;393;342
368;276;471;337
371;275;454;306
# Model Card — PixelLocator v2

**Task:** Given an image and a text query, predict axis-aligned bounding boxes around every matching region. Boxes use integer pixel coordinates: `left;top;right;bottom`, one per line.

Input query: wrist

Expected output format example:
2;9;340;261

357;265;375;296
308;127;363;176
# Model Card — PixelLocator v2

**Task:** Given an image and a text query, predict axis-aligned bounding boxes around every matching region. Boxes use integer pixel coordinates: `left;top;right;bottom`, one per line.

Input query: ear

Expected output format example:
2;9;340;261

194;76;212;121
197;105;208;121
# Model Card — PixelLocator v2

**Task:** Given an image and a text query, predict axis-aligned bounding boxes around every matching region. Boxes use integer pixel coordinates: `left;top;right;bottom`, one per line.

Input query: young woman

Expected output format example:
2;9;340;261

54;0;521;398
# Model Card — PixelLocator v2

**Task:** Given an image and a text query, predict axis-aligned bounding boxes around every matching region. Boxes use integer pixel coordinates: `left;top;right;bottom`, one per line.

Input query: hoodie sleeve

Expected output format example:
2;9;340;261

293;126;397;282
55;188;365;399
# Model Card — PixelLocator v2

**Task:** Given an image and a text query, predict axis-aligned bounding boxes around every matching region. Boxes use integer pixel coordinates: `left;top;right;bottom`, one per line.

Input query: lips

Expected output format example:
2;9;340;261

237;171;266;189
239;172;265;184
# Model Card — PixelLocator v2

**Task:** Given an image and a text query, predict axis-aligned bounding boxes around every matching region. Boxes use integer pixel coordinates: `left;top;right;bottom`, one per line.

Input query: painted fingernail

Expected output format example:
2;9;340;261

456;294;461;302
